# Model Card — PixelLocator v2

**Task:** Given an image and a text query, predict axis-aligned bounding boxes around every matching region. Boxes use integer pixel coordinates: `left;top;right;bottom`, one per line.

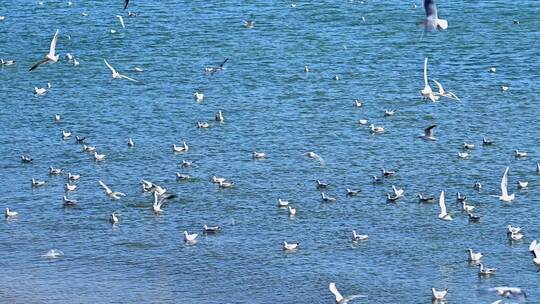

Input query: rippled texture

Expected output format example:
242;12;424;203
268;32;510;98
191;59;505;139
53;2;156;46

1;1;539;303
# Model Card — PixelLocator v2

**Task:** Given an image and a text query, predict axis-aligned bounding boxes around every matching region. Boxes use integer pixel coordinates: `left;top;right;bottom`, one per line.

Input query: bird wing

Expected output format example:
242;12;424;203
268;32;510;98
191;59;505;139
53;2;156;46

120;74;139;82
219;58;229;68
432;79;444;95
103;59;116;73
123;0;129;9
329;283;344;303
99;180;112;194
49;29;60;56
29;57;49;71
116;15;125;28
424;0;438;18
439;191;446;215
424;125;436;137
501;166;509;197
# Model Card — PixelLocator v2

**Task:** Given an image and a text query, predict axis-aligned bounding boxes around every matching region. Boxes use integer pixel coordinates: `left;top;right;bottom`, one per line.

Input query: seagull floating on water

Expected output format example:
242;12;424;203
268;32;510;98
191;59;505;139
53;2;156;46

277;199;290;207
253;151;267;159
29;30;60;71
94;152;106;161
321;192;336;202
63;195;77;206
127;137;135;147
203;225;220;234
215;111;224;122
64;183;77;192
172;142;189;153
477;263;497;276
110;212;119;224
417;194;434;202
5;208;18;218
1;59;16;66
193;91;204;102
31;178;46;187
288;206;296;216
184;231;198;243
467;249;483;262
514;150;527;158
352;230;368;242
282;241;299;251
431;288;448;301
346;188;361;196
21;155;33;163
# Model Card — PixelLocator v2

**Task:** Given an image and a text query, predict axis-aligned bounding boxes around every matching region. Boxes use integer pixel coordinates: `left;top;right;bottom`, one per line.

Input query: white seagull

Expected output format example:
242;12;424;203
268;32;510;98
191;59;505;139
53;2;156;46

104;59;138;82
110;212;119;224
99;180;126;200
495;166;515;202
467;249;483;262
433;79;460;100
329;282;364;304
305;151;325;166
183;231;198;243
419;125;437;141
431;288;448;301
5;208;18;218
438;191;452;221
529;240;540;272
29;29;60;71
351;230;368;242
282;241;299;251
422;0;448;31
421;58;439;102
172;142;189;153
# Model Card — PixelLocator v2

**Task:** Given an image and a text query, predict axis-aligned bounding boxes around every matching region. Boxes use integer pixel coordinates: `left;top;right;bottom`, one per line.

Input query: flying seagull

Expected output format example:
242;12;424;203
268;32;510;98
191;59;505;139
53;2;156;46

494;166;515;202
329;283;365;304
104;59;138;82
419;125;437;141
421;58;439;102
29;30;60;71
422;0;448;31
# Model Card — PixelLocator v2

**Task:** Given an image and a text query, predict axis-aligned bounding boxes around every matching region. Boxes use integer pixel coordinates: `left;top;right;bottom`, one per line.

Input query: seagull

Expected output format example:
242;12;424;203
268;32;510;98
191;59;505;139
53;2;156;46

62;130;71;139
457;152;469;159
371;175;383;184
253;151;267;159
354;99;362;107
94;152;106;161
99;180;126;200
422;0;448;32
116;15;125;29
483;137;495;145
358;119;368;125
421;58;439;102
205;58;229;75
54;114;61;122
277;199;290;207
431;288;448;301
468;213;481;222
507;225;522;235
68;172;81;181
477;263;496;276
433;79;460;100
515;150;527;158
49;166;63;175
127;137;135;147
386;193;401;202
152;191;166;213
529;240;540;272
494;166;515;202
489;67;497;73
175;173;190;181
5;208;18;218
384;109;396;117
467;249;483;262
419;125;437;141
352;230;368;242
21;155;33;163
382;168;396;177
203;225;220;234
346;188;361;196
288;206;296;216
215;111;224;122
417;194;434;202
110;212;119;224
64;183;77;192
193;91;204;102
181;160;194;168
104;59;138;82
34;83;52;96
197;121;211;128
1;59;16;66
321;192;336;202
212;176;226;184
509;232;524;241
369;124;385;134
456;192;467;203
501;85;509;92
461;201;475;212
183;231;198;243
29;30;60;71
31;178;46;187
517;181;528;189
243;20;254;28
474;182;482;191
438;191;452;221
82;145;96;152
304;65;309;73
316;180;329;189
217;180;234;188
537;163;540;174
42;249;64;259
282;241;299;251
487;287;527;300
328;283;364;304
392;185;404;197
63;195;77;206
305;151;325;166
463;142;475;149
172;142;189;153
75;136;86;144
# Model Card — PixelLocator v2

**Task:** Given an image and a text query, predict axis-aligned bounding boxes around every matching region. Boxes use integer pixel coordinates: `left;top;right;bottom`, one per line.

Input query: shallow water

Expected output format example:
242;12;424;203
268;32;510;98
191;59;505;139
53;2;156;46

0;0;539;303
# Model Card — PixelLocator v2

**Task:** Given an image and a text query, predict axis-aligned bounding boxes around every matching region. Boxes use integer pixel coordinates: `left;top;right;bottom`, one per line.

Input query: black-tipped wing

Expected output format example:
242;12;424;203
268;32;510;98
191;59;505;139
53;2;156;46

219;58;229;68
29;57;49;71
424;125;437;137
424;0;438;18
123;0;129;9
